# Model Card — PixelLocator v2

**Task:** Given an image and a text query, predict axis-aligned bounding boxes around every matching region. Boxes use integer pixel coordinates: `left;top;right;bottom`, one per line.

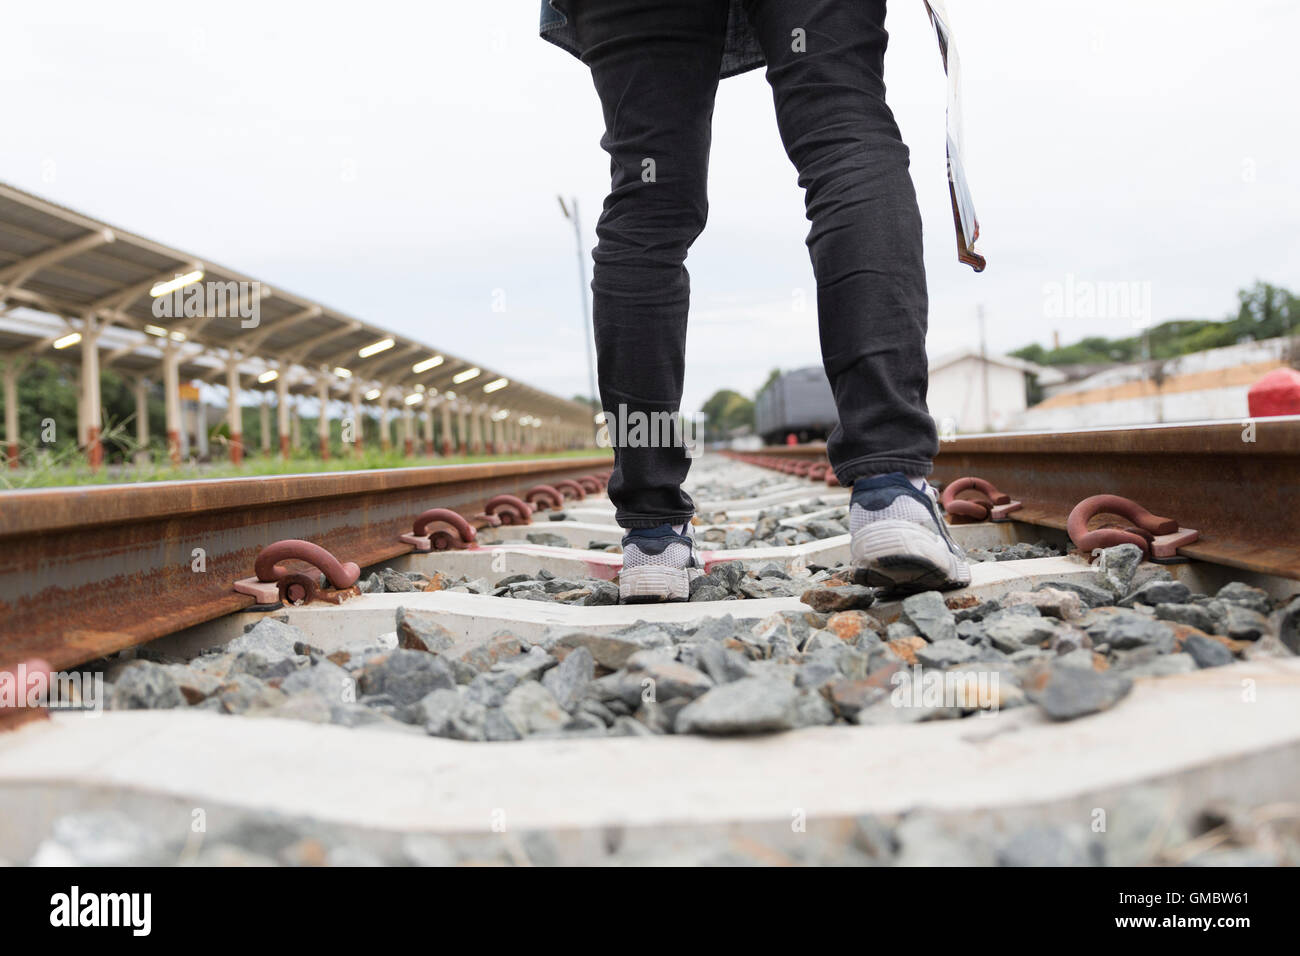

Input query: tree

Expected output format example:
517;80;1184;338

700;389;754;440
1;359;165;463
758;367;782;395
1011;282;1300;369
1235;281;1298;340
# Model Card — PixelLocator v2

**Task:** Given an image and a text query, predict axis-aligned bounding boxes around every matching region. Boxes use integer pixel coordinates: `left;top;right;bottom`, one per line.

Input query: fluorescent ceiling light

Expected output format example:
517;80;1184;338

144;325;168;337
482;377;508;393
451;367;481;384
258;370;279;383
150;269;204;297
53;332;82;349
404;393;423;405
364;388;382;400
412;355;443;373
333;367;352;378
358;337;395;358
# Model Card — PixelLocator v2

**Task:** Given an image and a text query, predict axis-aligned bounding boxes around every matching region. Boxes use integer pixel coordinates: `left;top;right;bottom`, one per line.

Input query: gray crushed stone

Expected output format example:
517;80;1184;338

26;785;1297;866
98;545;1292;741
36;464;1300;867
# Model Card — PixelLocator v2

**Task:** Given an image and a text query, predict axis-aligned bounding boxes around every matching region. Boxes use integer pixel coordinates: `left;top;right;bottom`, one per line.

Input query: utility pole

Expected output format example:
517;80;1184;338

558;196;599;441
978;304;991;432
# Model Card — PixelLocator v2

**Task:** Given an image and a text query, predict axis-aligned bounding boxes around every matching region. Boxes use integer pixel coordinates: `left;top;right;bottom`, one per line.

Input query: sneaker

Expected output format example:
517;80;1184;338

849;472;971;594
619;522;703;603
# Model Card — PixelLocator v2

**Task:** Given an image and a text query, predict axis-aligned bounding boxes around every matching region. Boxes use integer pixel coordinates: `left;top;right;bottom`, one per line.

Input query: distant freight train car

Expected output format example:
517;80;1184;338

754;366;839;445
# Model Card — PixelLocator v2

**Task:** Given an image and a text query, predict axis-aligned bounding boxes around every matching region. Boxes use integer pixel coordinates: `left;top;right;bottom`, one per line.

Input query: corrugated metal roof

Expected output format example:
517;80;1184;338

0;182;587;426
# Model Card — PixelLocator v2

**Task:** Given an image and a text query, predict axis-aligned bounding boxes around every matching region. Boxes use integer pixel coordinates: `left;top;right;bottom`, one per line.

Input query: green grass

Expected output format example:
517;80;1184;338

1;442;609;490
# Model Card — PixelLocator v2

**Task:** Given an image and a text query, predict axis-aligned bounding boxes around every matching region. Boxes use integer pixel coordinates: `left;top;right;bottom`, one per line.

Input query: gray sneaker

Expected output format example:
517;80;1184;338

849;473;971;594
619;522;703;603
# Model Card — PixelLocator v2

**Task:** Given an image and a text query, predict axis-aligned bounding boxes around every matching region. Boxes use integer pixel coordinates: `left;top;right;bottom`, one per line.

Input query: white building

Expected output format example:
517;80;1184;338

1016;336;1296;430
927;351;1063;434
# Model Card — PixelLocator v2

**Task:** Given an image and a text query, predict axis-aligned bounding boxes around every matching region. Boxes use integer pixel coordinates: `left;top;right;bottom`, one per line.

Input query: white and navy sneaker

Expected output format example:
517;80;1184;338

619;522;704;603
849;473;971;595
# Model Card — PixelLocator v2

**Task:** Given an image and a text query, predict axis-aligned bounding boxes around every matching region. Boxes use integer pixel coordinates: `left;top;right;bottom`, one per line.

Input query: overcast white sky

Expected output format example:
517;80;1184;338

4;0;1297;413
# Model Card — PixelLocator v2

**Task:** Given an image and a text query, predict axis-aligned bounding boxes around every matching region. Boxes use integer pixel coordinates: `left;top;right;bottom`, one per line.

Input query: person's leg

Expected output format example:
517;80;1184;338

743;0;967;593
742;0;935;483
569;0;729;529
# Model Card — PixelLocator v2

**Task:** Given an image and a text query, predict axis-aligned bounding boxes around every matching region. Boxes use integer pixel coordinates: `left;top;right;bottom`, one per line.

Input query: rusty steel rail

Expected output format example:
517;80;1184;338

0;456;611;670
748;443;830;458
734;418;1300;580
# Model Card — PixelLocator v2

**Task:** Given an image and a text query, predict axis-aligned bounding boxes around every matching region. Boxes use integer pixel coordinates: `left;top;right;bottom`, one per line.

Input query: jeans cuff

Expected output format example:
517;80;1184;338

834;455;932;486
617;513;695;530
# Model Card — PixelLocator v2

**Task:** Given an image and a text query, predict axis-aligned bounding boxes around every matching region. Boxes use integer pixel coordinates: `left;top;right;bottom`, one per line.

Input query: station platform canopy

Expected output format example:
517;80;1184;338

0;182;591;435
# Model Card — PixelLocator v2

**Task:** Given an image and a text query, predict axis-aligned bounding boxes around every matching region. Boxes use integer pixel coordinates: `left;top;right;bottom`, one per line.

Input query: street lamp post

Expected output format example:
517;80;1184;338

558;195;599;441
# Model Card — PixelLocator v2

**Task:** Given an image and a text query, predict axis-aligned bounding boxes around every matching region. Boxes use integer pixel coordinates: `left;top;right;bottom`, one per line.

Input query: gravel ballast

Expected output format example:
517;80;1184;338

94;544;1292;742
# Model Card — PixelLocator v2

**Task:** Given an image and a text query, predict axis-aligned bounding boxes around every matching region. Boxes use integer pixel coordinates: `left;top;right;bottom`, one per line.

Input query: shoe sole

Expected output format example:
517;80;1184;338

619;566;692;604
850;519;972;596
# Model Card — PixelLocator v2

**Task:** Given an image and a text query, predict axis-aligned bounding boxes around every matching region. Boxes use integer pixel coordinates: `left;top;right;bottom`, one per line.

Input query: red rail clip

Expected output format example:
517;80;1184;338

401;508;478;552
939;476;1022;522
552;479;587;501
524;484;564;512
482;494;533;526
1067;494;1199;559
235;539;361;606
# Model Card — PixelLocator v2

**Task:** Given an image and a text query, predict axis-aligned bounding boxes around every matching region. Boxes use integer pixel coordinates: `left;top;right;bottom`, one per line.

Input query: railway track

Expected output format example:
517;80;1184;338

0;455;613;668
1;420;1299;866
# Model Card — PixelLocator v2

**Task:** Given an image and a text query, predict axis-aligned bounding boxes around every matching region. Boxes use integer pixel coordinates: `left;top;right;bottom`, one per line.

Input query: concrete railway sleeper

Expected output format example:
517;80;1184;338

2;444;1300;867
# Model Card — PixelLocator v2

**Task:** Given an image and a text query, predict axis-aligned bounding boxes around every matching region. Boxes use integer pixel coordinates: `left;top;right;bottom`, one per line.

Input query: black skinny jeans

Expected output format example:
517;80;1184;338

571;0;936;527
